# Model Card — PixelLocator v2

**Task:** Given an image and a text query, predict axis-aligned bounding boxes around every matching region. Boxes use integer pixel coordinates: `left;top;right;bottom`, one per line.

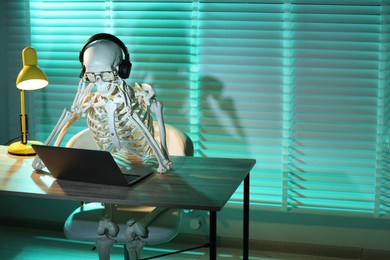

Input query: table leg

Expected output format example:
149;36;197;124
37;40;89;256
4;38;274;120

243;174;250;260
209;211;217;260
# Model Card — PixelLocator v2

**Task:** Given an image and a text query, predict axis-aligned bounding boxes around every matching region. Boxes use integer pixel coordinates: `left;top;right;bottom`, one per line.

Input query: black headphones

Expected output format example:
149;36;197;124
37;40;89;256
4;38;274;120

79;33;132;79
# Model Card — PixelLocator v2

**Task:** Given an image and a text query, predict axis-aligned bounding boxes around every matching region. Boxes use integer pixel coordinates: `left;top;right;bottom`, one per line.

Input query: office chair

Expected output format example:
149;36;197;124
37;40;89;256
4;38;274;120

63;123;194;260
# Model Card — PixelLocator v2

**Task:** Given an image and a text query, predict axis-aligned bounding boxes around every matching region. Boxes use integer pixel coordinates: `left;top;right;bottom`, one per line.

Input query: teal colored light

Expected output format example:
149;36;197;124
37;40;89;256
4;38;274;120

189;0;200;155
282;2;292;210
105;0;113;29
26;0;390;217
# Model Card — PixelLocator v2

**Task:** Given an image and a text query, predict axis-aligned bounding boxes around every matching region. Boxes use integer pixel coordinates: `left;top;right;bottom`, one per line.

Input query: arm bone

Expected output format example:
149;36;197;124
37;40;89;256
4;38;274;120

151;100;170;161
125;112;171;173
32;108;80;170
32;80;96;170
134;83;170;162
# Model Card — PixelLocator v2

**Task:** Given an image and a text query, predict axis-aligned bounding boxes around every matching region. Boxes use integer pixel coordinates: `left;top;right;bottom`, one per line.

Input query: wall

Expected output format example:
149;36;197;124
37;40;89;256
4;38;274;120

0;0;30;145
0;0;9;144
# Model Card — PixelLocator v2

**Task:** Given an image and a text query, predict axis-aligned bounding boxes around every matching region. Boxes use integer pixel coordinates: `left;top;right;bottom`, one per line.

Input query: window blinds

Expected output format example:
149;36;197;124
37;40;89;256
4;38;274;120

27;0;389;217
287;1;388;215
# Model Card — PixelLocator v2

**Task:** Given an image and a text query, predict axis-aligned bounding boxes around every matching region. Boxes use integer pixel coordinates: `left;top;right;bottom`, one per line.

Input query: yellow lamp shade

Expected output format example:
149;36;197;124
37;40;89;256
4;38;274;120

16;47;48;90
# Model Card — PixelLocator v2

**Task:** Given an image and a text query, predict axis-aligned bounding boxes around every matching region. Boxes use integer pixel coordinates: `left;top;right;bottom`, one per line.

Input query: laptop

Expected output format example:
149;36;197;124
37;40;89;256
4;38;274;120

32;145;155;187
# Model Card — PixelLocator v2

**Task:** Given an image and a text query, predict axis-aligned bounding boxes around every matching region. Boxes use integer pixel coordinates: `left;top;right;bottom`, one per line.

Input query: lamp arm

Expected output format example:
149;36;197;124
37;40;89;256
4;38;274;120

19;90;28;144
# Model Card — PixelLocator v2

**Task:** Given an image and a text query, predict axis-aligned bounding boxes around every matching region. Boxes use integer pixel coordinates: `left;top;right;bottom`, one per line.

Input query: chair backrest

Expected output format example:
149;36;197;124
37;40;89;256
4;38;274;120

66;122;194;157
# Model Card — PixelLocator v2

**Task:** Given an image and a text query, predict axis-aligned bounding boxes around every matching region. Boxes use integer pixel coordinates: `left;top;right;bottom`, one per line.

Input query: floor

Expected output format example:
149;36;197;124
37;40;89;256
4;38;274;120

0;226;365;260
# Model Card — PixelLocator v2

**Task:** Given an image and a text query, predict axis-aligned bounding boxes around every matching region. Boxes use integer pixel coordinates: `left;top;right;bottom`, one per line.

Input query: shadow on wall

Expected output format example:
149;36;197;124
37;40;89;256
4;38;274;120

197;75;247;157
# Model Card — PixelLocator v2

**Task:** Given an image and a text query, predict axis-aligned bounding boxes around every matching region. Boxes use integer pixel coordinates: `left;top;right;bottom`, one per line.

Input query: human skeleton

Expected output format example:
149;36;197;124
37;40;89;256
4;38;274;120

32;34;172;259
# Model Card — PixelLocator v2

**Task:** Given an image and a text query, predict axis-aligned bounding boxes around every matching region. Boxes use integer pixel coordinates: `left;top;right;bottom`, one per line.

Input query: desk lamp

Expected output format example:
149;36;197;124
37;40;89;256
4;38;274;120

8;47;48;156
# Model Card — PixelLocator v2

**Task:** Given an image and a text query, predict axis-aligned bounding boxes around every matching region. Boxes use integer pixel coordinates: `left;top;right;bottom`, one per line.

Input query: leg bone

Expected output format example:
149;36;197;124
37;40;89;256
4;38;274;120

125;219;147;260
124;207;169;260
95;218;119;260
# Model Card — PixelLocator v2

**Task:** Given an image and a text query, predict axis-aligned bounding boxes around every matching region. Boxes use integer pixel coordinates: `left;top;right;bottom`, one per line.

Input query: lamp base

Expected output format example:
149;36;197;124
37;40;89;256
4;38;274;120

8;140;43;156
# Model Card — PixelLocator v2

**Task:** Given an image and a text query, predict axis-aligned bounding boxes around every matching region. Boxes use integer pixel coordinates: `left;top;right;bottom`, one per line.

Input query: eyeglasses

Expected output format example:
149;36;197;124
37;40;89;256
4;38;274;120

83;71;118;83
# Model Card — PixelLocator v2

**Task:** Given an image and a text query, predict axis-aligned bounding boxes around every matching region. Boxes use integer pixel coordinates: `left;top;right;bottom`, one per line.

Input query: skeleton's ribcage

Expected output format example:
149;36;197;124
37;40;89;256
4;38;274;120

86;102;154;158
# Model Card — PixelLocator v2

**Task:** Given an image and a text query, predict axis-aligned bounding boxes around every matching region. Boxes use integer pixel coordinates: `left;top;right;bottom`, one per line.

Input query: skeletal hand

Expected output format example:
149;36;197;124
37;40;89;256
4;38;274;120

32;156;45;171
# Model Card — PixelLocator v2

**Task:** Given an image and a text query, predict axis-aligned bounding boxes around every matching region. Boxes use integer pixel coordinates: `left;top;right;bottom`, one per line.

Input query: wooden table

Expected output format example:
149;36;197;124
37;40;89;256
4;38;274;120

0;146;255;259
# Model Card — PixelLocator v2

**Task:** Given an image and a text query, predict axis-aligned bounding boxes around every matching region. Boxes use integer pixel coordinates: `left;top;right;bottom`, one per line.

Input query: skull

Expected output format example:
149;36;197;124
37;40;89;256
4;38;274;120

83;40;122;96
